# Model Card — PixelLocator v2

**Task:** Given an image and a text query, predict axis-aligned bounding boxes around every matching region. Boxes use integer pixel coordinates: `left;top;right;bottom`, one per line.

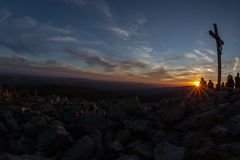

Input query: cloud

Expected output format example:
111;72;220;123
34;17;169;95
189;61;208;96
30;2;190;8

0;8;11;22
136;15;147;25
0;15;76;55
0;55;106;79
185;49;214;63
48;36;80;43
233;57;239;72
65;48;117;71
68;0;112;17
64;48;149;72
202;49;215;55
14;16;38;28
120;60;147;70
129;46;153;58
109;27;130;39
143;67;172;80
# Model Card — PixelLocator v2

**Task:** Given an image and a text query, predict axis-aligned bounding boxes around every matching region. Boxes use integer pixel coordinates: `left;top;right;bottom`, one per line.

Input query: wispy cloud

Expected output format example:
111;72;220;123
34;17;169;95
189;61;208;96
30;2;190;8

185;49;214;63
14;16;38;28
143;67;172;80
0;8;11;22
129;46;153;58
64;48;148;72
109;27;130;39
48;36;80;43
233;57;239;72
0;15;75;55
136;15;147;25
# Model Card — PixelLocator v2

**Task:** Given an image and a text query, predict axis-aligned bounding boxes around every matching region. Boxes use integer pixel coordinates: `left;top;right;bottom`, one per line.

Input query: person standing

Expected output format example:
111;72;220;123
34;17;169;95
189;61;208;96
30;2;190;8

208;80;214;89
235;73;240;91
227;75;234;89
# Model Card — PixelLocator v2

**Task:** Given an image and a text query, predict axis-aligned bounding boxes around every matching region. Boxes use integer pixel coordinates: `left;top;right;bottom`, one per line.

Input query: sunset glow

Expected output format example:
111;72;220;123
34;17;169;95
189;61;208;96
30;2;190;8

194;81;200;87
0;0;239;86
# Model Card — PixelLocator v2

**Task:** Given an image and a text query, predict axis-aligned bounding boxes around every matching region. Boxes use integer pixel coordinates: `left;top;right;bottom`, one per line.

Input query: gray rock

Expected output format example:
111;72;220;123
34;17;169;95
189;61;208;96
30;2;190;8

181;131;205;149
109;141;124;152
124;120;152;133
115;129;130;144
219;143;240;157
153;100;190;125
0;153;50;160
78;113;108;130
37;121;73;156
9;136;36;154
0;110;19;131
211;125;228;135
154;141;185;160
194;108;220;129
107;97;143;119
104;131;114;144
58;105;81;123
0;122;8;135
117;154;140;160
150;130;166;144
224;114;240;136
132;142;153;159
88;129;104;158
22;114;48;136
61;135;95;160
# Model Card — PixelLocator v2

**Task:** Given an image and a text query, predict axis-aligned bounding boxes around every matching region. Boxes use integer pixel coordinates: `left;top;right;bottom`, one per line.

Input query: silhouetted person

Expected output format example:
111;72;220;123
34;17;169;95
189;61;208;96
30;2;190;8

221;82;225;89
208;80;214;89
226;74;234;89
235;73;240;90
200;77;207;88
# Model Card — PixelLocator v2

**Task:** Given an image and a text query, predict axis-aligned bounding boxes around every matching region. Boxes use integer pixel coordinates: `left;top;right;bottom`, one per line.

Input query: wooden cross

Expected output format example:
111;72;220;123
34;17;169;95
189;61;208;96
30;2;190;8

209;23;224;90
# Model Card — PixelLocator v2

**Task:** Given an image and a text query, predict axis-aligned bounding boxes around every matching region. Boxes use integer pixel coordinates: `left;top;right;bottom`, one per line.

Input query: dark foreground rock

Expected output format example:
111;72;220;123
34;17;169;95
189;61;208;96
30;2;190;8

0;92;240;160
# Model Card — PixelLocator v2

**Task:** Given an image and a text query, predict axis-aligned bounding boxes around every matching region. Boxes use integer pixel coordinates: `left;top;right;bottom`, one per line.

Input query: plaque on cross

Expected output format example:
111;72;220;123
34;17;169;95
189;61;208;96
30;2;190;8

209;23;224;90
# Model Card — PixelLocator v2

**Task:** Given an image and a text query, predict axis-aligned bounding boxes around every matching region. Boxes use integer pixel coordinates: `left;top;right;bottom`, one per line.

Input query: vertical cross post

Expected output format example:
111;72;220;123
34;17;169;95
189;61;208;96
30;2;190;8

209;23;224;90
0;80;2;97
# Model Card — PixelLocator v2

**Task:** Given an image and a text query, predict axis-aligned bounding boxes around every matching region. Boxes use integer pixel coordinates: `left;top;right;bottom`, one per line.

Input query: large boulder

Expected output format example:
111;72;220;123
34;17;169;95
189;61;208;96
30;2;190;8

193;108;222;129
0;110;20;131
57;105;82;123
88;129;104;158
0;122;8;135
0;153;50;160
154;141;185;160
37;121;73;156
61;135;95;160
22;114;49;137
108;141;125;152
224;114;240;136
78;112;108;130
132;141;153;159
124;120;152;133
107;97;143;120
116;154;140;160
153;99;191;125
115;129;131;144
181;131;206;149
8;136;36;155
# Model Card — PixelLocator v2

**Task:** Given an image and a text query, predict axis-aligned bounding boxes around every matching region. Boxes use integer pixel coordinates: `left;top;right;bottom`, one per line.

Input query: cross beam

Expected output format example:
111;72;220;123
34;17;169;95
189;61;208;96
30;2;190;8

209;23;224;90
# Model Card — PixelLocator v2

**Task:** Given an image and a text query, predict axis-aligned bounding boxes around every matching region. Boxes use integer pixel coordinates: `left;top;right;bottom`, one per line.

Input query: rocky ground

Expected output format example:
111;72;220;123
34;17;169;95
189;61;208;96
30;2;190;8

0;89;240;160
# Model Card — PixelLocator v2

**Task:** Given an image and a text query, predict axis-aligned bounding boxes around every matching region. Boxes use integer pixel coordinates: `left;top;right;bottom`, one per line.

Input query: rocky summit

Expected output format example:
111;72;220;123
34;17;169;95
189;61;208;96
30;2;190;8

0;91;240;160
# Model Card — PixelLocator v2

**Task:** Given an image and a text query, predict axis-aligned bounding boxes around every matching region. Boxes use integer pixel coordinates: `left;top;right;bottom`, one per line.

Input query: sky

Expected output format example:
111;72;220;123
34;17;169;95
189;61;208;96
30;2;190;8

0;0;239;86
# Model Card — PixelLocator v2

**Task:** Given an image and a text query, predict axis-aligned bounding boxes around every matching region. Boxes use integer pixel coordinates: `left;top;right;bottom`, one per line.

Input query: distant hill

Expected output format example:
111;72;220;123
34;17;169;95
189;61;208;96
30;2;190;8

0;73;191;100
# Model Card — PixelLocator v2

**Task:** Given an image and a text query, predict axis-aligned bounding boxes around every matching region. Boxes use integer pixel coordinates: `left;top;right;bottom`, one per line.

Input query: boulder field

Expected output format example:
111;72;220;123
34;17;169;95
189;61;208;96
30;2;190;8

0;91;240;160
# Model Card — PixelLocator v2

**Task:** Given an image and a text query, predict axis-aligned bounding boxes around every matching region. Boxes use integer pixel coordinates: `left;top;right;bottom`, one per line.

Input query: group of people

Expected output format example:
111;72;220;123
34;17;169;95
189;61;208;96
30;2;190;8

199;73;240;90
199;78;214;89
224;73;240;89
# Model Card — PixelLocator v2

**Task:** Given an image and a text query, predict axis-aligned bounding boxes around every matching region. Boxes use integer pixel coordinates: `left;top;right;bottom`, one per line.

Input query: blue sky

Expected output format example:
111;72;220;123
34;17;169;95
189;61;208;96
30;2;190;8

0;0;239;86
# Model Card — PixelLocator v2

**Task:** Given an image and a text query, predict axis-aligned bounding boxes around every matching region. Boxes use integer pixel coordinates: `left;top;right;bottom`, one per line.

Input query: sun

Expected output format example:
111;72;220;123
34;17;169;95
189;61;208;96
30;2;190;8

194;81;200;87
